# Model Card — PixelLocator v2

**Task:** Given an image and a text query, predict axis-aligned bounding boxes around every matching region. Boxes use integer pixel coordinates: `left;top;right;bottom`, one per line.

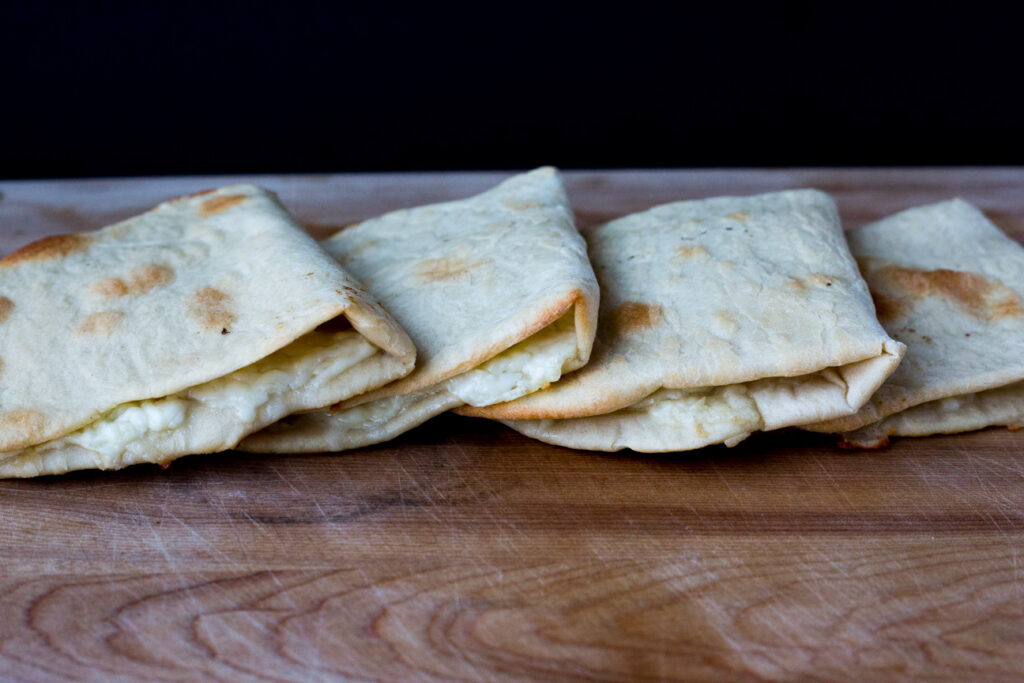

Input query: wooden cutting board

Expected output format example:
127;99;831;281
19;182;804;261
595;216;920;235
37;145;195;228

2;169;1024;681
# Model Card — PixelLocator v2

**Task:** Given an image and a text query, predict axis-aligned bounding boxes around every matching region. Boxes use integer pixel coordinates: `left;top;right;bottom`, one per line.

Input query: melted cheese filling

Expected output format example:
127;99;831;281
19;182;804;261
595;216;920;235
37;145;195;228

62;330;377;457
68;399;189;453
623;385;763;447
328;312;579;435
446;312;578;406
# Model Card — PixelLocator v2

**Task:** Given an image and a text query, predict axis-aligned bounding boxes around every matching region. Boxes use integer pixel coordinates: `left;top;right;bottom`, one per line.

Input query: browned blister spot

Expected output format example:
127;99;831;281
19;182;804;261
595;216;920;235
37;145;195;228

0;233;89;266
0;409;45;447
725;211;751;221
871;266;1023;322
130;264;175;293
198;194;247;216
987;296;1023;320
188;287;236;331
0;296;13;323
76;311;124;336
415;256;488;282
695;424;709;439
92;278;129;297
609;301;663;337
870;289;907;323
93;264;175;298
674;245;709;259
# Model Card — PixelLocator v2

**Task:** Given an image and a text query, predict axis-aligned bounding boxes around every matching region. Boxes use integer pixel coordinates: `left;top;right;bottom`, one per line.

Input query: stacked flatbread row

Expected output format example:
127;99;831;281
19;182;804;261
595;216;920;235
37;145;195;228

1;169;1021;478
0;169;599;477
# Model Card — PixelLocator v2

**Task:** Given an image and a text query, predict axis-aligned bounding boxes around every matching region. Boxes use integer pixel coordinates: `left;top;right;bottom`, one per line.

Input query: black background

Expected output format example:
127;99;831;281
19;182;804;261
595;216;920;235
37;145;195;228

2;1;1020;179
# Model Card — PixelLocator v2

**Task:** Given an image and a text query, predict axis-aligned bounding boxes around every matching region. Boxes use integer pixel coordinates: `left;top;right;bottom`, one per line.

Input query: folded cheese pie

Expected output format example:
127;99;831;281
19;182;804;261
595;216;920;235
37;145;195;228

804;199;1024;447
484;189;905;452
241;167;598;452
0;185;414;477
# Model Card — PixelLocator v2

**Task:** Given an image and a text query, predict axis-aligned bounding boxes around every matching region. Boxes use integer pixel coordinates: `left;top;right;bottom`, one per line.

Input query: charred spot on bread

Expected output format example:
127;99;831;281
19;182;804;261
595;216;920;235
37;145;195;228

0;296;13;323
0;233;90;266
92;264;175;298
609;301;663;338
870;266;1023;322
75;311;124;336
188;287;237;331
415;256;489;283
198;194;247;216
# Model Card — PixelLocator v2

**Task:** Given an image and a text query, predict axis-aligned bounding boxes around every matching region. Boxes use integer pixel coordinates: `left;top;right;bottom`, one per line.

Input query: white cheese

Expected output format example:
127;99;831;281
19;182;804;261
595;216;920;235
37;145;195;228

321;313;579;443
447;312;578;406
188;331;376;422
635;385;759;426
68;399;188;455
51;329;377;459
624;385;763;448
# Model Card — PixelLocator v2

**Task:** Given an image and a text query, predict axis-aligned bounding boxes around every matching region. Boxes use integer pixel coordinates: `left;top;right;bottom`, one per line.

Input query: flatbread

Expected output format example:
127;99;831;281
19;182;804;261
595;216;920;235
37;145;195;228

241;167;598;452
493;189;905;452
803;199;1024;447
0;185;414;477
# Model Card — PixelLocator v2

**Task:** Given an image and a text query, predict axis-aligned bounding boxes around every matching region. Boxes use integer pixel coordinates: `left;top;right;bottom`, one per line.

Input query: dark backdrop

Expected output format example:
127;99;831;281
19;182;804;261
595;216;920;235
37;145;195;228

2;1;1020;179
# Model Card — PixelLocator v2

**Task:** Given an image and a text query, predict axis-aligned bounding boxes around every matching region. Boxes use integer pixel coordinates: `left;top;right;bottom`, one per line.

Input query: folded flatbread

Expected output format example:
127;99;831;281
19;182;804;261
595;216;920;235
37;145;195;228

241;167;598;452
0;185;415;477
803;199;1024;447
487;189;905;452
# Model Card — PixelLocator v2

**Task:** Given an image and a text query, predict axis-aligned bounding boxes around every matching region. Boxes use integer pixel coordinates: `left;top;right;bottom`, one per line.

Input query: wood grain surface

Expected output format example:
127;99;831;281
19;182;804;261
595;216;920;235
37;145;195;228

2;169;1024;681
